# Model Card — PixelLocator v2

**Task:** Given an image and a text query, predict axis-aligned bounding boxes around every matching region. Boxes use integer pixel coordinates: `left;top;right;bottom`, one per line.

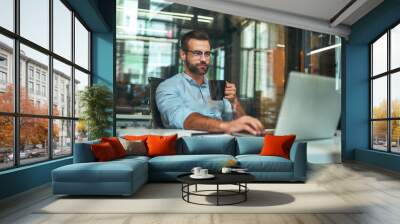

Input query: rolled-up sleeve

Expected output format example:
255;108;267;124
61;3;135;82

156;82;194;129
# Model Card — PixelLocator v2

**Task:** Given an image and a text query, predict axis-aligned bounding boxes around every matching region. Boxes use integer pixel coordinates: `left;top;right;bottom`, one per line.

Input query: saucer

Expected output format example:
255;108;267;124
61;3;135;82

231;168;248;173
190;174;215;179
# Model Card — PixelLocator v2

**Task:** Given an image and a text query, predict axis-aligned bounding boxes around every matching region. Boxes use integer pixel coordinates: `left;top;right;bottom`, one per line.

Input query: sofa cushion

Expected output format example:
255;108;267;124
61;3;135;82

148;154;235;172
74;139;101;163
115;155;150;162
235;137;263;155
236;155;293;172
53;163;132;183
53;158;147;183
178;135;235;155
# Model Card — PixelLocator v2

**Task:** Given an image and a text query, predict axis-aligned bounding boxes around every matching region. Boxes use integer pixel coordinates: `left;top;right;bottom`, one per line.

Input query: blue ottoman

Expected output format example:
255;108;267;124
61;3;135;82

52;157;148;196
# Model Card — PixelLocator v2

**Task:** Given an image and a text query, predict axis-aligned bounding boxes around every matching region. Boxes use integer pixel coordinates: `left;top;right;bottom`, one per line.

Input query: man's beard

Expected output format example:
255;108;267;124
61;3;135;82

186;59;209;76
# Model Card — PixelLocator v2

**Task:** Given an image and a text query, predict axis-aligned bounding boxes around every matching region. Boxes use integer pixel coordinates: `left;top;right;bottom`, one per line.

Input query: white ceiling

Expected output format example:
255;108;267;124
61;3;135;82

169;0;384;37
226;0;352;23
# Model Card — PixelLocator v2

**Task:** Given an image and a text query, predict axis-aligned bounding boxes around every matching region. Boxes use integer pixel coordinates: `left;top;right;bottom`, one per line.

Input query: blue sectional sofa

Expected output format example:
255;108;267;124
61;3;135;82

52;135;307;196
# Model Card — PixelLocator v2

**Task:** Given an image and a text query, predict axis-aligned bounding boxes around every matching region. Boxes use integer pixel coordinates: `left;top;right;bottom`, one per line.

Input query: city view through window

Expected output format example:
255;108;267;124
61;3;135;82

371;23;400;153
0;0;91;170
116;0;342;134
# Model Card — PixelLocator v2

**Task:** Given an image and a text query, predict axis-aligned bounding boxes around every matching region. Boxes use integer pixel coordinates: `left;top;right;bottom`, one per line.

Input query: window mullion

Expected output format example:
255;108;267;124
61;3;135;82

13;0;20;167
71;11;76;153
49;0;54;160
370;45;373;149
388;29;391;152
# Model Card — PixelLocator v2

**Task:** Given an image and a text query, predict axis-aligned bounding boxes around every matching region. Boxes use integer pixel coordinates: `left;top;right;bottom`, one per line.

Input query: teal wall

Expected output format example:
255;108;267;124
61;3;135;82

92;33;114;86
0;0;115;200
343;0;400;171
91;0;116;136
355;149;400;172
92;32;115;136
0;158;72;199
66;0;110;32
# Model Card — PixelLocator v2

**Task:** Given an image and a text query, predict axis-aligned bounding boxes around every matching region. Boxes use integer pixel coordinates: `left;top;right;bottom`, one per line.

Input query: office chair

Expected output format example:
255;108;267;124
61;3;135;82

148;77;165;128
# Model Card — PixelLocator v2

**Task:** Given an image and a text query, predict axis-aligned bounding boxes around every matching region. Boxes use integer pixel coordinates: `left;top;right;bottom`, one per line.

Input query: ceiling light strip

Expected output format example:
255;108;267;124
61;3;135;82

307;43;341;56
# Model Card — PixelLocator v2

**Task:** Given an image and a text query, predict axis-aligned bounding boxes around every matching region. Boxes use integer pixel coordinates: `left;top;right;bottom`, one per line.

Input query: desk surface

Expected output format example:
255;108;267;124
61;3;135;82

117;128;212;137
117;128;273;138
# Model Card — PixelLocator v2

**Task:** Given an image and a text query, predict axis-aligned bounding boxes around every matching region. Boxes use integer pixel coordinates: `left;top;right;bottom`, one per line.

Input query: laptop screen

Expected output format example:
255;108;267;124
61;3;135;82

274;72;341;140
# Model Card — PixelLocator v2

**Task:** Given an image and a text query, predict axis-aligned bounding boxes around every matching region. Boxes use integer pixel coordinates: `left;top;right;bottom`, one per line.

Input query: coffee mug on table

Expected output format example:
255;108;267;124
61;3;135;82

209;80;226;101
191;167;202;176
221;167;232;174
199;168;208;176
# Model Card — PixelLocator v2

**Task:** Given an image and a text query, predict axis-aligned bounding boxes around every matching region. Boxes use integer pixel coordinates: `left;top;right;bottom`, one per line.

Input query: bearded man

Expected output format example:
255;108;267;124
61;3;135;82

156;30;264;135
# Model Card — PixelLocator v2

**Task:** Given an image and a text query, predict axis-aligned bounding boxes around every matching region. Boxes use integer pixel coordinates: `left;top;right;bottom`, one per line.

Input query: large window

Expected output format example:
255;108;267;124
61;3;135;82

115;0;341;132
371;23;400;153
0;0;91;171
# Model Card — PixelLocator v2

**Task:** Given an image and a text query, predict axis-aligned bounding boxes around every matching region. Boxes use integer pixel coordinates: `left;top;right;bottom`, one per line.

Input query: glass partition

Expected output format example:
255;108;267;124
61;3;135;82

116;0;342;133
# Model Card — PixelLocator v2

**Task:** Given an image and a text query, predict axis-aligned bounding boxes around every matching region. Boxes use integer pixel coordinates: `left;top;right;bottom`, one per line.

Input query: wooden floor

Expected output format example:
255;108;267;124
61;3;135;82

1;162;400;224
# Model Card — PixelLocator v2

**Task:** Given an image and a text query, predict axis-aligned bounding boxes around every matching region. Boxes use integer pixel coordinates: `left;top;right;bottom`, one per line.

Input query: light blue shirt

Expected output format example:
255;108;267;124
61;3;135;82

156;73;234;129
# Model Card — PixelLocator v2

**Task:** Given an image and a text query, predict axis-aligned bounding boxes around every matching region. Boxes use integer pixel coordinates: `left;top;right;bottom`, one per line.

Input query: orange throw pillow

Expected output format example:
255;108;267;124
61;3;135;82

260;135;296;159
91;142;117;162
146;135;177;157
101;137;127;158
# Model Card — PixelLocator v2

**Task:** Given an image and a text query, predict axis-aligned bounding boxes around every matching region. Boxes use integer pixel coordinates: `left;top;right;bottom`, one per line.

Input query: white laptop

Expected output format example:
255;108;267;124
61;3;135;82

273;71;341;140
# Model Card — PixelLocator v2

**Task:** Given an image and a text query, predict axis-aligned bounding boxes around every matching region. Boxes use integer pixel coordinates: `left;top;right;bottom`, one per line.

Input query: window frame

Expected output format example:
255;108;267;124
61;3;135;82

0;52;7;86
0;71;7;85
370;19;400;154
0;0;92;171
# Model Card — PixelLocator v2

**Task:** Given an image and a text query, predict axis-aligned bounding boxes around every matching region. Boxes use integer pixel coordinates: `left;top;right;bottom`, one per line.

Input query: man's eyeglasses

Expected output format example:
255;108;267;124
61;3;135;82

185;49;212;58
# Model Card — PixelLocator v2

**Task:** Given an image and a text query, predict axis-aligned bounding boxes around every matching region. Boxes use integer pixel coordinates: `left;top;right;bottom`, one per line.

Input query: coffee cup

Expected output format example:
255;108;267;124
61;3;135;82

191;167;202;176
221;167;232;174
199;169;209;176
209;80;226;101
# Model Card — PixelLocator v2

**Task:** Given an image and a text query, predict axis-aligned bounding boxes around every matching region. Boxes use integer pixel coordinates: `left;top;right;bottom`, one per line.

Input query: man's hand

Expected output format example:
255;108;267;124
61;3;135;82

224;81;237;104
224;81;246;118
220;116;264;135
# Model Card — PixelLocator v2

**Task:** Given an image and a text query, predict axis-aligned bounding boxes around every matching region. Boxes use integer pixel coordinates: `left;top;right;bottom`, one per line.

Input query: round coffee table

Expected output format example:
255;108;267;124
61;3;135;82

177;172;255;206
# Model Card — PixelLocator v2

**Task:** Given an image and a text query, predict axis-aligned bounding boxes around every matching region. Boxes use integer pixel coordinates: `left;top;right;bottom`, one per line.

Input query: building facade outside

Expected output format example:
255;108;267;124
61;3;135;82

0;42;74;168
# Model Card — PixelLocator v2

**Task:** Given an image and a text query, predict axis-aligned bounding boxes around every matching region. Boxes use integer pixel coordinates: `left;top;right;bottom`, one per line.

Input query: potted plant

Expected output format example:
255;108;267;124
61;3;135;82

79;84;113;140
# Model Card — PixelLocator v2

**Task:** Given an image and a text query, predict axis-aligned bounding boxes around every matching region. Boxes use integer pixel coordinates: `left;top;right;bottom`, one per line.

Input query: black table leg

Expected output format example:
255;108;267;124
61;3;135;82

187;184;190;202
181;183;183;200
179;182;251;206
216;184;219;206
245;183;247;201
